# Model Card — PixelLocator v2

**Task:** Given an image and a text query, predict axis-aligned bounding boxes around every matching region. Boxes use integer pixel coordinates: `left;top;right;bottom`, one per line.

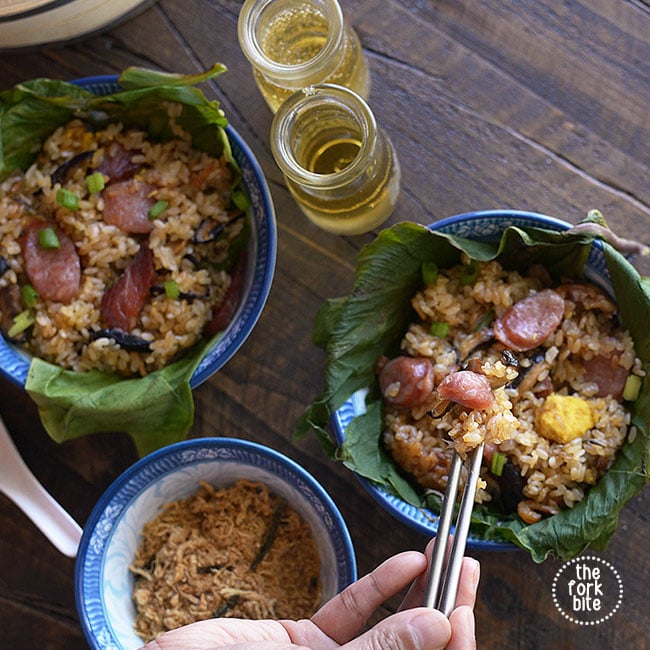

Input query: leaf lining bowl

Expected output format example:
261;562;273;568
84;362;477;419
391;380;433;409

75;437;357;650
327;209;648;558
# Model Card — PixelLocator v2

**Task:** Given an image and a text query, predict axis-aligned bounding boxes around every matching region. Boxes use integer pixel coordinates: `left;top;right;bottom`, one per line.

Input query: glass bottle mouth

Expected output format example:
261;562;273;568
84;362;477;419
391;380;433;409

270;84;378;189
238;0;345;87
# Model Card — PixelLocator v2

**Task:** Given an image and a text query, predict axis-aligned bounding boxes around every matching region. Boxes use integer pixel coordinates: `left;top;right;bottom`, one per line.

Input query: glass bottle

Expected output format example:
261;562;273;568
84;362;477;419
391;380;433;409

270;84;401;235
238;0;370;113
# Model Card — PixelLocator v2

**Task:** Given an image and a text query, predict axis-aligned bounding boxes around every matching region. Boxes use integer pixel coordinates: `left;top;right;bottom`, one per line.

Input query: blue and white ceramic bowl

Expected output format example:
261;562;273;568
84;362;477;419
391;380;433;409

0;75;277;389
75;438;357;650
331;209;612;550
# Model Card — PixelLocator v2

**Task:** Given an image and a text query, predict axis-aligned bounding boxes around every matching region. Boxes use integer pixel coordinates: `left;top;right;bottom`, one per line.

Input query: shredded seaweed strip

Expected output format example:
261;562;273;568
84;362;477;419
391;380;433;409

212;594;241;618
251;499;288;571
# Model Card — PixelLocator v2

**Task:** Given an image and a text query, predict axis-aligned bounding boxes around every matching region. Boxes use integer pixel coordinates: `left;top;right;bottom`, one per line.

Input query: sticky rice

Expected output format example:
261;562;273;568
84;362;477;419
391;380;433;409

383;258;642;518
0;108;245;377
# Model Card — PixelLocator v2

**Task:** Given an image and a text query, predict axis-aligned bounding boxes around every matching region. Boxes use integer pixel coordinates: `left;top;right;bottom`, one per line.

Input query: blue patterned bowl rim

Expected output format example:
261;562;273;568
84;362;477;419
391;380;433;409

0;74;277;389
74;437;357;650
331;209;611;550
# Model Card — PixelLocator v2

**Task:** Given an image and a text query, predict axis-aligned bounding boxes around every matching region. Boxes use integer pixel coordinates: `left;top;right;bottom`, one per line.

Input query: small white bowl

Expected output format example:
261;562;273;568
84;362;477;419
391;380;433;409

75;438;357;650
0;1;157;51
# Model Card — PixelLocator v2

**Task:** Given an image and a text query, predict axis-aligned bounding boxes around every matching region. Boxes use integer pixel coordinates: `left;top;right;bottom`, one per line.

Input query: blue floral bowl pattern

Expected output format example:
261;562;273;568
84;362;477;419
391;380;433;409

75;438;357;650
0;75;277;389
331;209;612;550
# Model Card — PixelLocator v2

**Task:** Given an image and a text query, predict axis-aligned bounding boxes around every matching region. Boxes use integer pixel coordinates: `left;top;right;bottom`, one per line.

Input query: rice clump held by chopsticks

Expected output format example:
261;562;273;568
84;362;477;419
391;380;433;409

129;480;322;642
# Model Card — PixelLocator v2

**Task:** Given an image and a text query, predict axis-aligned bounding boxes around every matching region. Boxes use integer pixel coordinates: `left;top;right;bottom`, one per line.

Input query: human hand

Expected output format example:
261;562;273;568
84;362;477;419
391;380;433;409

142;539;480;650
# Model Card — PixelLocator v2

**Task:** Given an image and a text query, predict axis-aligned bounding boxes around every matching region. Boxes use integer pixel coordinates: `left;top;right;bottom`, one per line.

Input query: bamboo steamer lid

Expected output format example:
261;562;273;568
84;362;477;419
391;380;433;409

0;0;157;50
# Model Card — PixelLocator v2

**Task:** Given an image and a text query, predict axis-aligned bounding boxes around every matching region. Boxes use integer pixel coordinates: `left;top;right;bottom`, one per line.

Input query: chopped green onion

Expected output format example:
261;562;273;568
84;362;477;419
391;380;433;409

85;172;105;194
422;261;438;286
489;451;507;477
37;226;60;250
460;260;479;286
231;189;251;211
8;310;34;338
164;280;180;299
622;374;642;402
56;187;80;211
148;200;169;219
21;284;39;308
473;309;494;332
429;321;449;338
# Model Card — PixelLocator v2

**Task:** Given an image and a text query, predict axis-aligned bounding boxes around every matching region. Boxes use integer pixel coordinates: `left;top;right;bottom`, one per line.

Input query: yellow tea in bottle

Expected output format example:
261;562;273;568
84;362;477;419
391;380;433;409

238;0;370;113
271;85;401;235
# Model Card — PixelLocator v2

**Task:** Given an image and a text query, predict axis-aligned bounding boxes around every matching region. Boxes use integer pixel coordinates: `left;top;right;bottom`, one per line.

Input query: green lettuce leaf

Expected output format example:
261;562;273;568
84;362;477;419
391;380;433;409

0;66;245;456
26;344;204;457
295;219;650;561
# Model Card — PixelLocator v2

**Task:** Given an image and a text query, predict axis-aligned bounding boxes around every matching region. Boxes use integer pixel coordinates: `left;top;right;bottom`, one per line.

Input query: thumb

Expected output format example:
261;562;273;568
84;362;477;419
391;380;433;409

342;607;452;650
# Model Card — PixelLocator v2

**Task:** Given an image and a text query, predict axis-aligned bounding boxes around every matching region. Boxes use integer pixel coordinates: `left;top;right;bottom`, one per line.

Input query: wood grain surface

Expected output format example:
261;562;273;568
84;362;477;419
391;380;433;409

0;1;648;648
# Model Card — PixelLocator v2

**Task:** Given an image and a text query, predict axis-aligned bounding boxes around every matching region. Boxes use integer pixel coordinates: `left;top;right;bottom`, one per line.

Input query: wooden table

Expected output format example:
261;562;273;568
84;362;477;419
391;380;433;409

1;1;648;648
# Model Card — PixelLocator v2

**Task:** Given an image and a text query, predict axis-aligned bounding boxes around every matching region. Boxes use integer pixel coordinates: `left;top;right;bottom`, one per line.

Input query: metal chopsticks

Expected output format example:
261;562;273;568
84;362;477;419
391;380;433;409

423;441;484;616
